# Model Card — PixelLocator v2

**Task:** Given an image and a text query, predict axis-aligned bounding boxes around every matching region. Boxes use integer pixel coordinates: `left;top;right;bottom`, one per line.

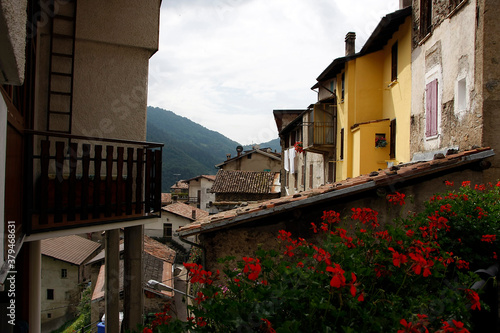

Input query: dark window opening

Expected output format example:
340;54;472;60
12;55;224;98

420;0;432;37
340;128;345;160
61;269;67;279
309;164;313;189
390;119;396;159
391;42;398;82
47;289;54;300
341;73;345;100
163;223;172;239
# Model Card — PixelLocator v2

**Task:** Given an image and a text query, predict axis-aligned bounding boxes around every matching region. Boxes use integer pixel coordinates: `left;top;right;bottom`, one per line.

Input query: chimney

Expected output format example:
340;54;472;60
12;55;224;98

192;210;196;220
345;32;356;56
399;0;411;9
226;153;231;160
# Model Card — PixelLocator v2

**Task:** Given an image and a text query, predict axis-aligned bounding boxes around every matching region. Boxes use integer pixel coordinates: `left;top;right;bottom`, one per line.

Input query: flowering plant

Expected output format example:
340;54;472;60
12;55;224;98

375;136;387;148
294;141;304;153
138;182;500;332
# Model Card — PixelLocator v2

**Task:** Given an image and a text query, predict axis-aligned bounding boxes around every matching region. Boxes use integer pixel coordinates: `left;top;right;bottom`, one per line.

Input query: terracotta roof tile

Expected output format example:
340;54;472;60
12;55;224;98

41;235;100;265
162;202;209;220
178;148;494;236
211;170;280;194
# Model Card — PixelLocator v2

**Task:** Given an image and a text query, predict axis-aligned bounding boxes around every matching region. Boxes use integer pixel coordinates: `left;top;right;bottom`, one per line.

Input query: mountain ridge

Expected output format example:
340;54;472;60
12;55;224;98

146;106;280;191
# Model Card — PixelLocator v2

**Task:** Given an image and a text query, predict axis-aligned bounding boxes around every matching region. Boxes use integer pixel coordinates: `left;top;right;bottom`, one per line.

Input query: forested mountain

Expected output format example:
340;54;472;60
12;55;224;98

146;106;280;192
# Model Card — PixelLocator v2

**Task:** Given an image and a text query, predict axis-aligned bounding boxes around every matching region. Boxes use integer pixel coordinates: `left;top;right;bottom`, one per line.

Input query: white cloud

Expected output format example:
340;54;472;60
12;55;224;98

148;0;400;145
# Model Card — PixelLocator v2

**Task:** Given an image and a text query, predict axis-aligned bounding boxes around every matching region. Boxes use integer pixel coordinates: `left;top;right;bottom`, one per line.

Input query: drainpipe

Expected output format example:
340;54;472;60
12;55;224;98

178;235;206;269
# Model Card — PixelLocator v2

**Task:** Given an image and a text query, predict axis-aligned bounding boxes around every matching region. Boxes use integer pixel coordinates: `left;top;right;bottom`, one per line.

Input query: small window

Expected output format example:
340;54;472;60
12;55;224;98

247;153;252;159
163;223;172;239
61;269;67;279
457;78;466;111
391;42;398;82
340;128;345;160
47;313;52;319
341;73;345;100
390;119;397;159
309;164;313;189
420;0;432;37
47;289;54;300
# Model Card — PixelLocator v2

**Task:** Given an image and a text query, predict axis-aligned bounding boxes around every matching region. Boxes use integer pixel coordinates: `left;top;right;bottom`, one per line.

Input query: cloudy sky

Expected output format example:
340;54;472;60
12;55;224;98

147;0;400;145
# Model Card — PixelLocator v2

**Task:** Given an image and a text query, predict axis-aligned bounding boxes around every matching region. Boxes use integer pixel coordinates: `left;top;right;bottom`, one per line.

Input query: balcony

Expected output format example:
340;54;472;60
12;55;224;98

303;121;336;154
26;130;163;234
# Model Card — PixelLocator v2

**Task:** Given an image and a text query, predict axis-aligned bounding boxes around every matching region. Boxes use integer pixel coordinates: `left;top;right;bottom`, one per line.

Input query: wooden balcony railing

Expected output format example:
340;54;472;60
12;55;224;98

25;130;163;234
303;122;336;153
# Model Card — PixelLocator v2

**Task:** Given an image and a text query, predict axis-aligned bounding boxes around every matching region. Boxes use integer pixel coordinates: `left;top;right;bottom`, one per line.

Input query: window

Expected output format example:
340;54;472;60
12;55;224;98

341;73;345;100
163;223;172;239
327;161;335;183
425;79;438;137
309;164;313;189
247;153;252;159
339;128;345;160
47;289;54;300
457;77;466;111
47;313;52;319
390;119;396;159
420;0;432;37
391;42;398;82
61;269;67;279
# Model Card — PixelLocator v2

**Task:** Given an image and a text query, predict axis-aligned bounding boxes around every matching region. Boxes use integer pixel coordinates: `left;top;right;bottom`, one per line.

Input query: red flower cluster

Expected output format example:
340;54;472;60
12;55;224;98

351;207;379;228
465;289;481;310
322;210;341;224
398;314;429;333
387;192;406;206
261;318;276;333
242;257;261;281
294;141;304;153
481;234;496;243
439;319;470;332
184;262;218;285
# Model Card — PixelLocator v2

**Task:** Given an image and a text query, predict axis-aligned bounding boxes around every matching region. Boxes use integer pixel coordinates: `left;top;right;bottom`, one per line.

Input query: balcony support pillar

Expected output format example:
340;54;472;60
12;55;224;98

28;240;41;333
105;229;120;332
123;225;144;331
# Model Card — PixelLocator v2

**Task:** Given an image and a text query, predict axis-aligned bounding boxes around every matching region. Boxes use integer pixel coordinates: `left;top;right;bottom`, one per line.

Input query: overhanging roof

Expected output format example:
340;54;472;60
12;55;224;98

178;148;494;237
314;6;412;84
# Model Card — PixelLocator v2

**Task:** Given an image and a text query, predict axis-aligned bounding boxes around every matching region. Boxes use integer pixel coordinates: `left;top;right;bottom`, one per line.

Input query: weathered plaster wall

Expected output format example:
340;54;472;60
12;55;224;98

0;0;27;84
200;166;490;273
478;0;500;180
41;257;80;330
223;153;281;173
411;0;481;157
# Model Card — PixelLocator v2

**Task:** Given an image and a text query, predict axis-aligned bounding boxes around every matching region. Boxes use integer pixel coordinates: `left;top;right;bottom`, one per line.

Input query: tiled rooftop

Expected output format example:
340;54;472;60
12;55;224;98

211;170;280;194
41;235;100;265
178;148;494;237
162;202;209;221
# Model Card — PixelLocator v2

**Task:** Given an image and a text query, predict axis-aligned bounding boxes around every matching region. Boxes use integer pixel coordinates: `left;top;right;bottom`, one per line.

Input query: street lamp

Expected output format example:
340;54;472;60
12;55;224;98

146;280;194;299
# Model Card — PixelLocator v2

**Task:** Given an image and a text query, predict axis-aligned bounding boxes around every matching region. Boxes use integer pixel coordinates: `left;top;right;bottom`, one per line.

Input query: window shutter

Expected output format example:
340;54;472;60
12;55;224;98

390;119;396;159
425;79;438;137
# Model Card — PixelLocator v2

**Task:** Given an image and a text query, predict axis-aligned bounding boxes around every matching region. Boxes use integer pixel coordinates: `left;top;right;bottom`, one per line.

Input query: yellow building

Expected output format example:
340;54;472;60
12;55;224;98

311;6;412;180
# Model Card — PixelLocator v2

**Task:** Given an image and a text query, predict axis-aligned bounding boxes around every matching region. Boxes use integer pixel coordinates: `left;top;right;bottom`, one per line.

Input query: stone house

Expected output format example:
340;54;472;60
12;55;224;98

145;203;209;256
41;235;100;332
185;175;217;213
409;0;500;182
210;169;281;212
216;146;282;173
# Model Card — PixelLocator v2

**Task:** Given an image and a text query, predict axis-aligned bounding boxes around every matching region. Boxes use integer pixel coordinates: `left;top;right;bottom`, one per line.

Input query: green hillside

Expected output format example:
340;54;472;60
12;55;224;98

147;106;280;192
